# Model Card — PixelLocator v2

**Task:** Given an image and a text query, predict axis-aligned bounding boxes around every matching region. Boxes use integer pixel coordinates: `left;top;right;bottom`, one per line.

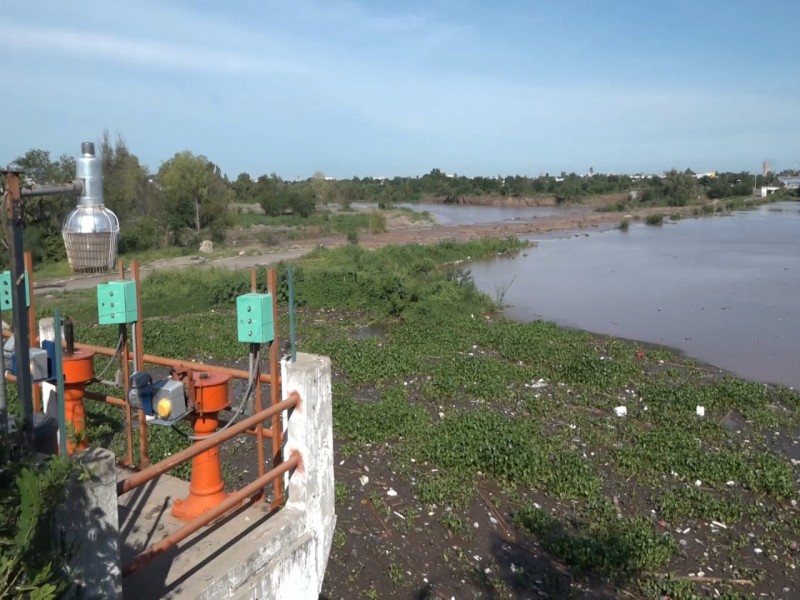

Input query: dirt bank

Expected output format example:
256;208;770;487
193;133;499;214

427;192;630;208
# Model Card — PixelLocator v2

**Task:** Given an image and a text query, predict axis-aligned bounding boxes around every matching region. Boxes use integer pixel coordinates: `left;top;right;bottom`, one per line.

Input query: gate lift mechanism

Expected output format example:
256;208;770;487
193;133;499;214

95;280;275;520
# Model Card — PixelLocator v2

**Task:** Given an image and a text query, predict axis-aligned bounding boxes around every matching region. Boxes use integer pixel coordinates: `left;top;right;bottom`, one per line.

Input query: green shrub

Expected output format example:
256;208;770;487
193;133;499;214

346;230;359;244
514;501;676;579
0;450;74;599
119;218;165;253
645;213;664;226
619;218;630;231
368;210;387;234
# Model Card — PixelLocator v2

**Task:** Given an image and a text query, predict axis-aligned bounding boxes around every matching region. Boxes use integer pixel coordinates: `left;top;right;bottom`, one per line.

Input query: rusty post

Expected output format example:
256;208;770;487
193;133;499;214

117;258;133;466
131;259;149;468
268;268;283;508
3;171;35;450
251;268;265;499
122;452;300;576
117;393;299;496
23;252;40;413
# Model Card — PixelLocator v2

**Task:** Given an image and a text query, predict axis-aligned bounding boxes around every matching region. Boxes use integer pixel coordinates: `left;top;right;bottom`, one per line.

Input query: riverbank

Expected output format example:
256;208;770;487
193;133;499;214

34;196;778;295
31;239;800;600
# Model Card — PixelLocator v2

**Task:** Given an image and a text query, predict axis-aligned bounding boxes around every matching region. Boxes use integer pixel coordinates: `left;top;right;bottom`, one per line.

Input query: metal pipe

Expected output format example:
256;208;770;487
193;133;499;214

122;452;300;576
0;317;7;436
119;311;134;465
117;393;299;497
54;311;68;456
131;260;149;468
64;320;75;355
19;180;83;198
84;389;129;408
251;269;265;495
72;342;278;384
24;252;40;413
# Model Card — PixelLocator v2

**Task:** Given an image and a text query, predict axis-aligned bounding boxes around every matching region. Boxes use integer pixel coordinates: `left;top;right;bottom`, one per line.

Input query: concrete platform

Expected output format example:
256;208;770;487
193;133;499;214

119;471;303;599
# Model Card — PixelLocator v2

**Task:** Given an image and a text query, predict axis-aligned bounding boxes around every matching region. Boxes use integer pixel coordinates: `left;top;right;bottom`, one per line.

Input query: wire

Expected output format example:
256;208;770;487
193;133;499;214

171;346;261;441
93;333;125;381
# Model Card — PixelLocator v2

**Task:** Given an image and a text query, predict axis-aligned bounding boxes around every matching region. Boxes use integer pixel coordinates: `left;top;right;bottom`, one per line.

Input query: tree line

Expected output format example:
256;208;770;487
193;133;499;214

2;132;793;268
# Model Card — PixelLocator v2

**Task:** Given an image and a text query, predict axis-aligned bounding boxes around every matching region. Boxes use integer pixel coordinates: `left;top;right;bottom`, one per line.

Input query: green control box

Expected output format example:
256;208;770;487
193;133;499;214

97;281;139;324
236;293;274;344
0;271;30;310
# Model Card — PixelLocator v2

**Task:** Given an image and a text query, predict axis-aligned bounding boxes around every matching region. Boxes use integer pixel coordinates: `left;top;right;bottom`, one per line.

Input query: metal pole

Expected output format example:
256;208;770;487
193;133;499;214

0;317;7;436
3;171;35;450
24;252;40;413
288;266;296;362
251;269;265;494
53;310;68;456
131;259;148;467
267;269;283;508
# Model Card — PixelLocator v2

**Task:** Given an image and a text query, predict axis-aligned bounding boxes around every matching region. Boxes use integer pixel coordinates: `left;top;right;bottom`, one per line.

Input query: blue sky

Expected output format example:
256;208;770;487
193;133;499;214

1;0;798;178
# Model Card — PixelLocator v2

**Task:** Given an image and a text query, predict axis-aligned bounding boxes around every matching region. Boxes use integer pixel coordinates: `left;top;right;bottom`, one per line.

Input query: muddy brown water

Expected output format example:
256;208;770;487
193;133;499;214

469;202;800;388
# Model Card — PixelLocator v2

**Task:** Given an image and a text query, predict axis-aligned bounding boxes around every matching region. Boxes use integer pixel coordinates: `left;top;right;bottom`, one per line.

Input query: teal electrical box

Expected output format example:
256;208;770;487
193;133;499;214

97;281;139;324
0;271;30;310
236;293;274;344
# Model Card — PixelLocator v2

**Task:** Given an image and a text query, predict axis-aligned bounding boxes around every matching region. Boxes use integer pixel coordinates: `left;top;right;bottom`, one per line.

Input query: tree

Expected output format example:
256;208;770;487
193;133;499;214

7;149;77;265
255;174;285;216
157;151;231;238
232;172;255;203
660;169;696;206
100;131;150;221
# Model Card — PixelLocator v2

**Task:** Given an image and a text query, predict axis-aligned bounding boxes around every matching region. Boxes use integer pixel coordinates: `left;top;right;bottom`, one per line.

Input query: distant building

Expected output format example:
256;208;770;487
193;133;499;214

760;186;781;197
778;176;800;190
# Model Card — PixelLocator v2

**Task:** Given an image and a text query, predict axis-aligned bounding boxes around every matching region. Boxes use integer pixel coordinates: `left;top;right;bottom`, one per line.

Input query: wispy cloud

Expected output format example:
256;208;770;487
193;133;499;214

2;22;307;76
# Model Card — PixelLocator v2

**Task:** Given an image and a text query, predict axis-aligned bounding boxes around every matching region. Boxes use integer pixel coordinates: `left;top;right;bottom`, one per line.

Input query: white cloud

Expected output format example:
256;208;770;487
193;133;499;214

1;22;307;77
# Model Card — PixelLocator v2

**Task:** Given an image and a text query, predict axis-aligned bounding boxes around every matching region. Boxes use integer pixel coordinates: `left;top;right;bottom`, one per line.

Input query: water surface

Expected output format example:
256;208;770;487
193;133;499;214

469;203;800;388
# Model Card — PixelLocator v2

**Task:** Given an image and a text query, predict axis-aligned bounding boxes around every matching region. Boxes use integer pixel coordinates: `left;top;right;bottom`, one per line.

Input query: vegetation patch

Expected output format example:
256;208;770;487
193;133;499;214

29;236;800;599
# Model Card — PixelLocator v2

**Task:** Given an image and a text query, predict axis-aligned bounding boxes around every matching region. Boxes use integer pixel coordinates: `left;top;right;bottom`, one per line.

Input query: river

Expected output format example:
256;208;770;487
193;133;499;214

463;202;800;388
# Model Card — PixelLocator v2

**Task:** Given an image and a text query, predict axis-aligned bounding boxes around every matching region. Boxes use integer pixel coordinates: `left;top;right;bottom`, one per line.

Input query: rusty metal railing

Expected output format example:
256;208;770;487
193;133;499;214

119;392;300;574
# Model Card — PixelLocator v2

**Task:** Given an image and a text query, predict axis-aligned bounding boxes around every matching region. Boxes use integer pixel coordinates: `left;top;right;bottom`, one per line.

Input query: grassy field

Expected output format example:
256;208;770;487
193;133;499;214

29;237;800;599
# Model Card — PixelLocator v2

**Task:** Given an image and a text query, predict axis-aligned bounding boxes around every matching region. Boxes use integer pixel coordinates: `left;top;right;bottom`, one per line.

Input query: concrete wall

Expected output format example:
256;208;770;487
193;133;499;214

59;447;122;599
197;352;335;599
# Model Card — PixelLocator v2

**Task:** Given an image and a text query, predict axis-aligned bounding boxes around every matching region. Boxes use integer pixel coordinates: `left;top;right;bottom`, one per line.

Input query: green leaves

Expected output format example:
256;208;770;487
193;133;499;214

0;455;73;599
514;501;677;580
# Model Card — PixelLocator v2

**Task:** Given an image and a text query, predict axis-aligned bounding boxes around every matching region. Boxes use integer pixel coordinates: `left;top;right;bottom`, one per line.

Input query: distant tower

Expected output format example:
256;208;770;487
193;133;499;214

762;161;770;177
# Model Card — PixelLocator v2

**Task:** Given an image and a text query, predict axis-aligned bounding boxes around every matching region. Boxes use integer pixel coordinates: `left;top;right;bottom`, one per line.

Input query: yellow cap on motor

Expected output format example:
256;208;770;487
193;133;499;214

157;398;171;419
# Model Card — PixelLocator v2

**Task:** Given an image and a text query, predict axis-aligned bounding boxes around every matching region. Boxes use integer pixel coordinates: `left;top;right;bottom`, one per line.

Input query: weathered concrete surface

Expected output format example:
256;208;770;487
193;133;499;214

59;447;122;599
120;474;308;599
121;351;335;599
281;352;336;595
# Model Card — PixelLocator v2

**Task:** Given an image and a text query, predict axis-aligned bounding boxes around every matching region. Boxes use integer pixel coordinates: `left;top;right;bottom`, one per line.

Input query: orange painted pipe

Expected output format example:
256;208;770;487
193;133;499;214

62;350;95;454
172;413;229;521
172;372;232;521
